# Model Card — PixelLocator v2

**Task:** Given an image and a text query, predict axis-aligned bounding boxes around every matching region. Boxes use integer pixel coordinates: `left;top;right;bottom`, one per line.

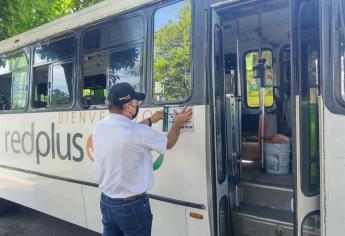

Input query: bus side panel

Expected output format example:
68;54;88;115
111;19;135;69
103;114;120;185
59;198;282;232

186;207;211;236
151;105;209;206
0;168;87;227
322;107;345;235
151;199;188;236
82;185;102;232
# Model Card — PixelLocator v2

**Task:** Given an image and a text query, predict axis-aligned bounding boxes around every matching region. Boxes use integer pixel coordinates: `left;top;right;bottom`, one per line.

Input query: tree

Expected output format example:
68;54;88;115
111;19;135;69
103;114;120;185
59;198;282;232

0;0;104;41
153;2;192;102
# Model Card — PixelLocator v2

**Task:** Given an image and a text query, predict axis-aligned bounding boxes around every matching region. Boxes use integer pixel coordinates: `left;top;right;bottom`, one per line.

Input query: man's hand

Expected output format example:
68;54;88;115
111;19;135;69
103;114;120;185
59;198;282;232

151;110;164;123
173;107;193;127
166;107;193;150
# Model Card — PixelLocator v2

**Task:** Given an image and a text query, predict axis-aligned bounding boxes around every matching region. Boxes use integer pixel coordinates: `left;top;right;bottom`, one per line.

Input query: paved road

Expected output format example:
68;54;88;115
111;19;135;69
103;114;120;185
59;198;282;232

0;203;101;236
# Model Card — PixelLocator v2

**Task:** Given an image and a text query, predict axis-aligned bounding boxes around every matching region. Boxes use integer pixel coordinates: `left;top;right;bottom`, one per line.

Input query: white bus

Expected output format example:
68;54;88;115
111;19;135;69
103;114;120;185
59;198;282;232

0;0;344;235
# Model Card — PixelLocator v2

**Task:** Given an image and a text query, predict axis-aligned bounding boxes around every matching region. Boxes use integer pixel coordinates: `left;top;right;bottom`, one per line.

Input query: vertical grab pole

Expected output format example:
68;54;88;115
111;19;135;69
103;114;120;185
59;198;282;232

235;18;241;208
257;12;266;169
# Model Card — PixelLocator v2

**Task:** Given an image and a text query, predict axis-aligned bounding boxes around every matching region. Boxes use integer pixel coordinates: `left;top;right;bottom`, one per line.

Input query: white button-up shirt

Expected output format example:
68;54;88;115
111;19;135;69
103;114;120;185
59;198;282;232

93;113;167;198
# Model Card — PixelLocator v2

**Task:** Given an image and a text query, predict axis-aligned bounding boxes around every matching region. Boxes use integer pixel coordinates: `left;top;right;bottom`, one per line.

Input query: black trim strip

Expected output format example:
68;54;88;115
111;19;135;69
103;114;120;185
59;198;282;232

0;164;206;209
148;194;205;209
0;164;98;187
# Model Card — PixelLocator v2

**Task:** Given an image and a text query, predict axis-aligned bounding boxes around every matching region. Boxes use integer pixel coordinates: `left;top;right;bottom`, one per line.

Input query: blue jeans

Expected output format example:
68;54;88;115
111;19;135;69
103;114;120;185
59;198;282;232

100;193;153;236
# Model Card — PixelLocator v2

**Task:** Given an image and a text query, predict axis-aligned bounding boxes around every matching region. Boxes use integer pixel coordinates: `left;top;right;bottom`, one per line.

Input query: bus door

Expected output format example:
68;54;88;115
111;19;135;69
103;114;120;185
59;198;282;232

320;0;345;235
210;8;231;236
292;0;321;235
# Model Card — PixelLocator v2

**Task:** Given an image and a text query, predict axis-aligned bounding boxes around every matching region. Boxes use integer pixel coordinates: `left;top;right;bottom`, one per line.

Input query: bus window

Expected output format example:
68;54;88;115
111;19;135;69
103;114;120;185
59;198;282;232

153;0;192;103
0;73;12;110
298;1;320;196
81;16;144;107
51;62;73;107
32;65;49;109
337;2;345;103
109;46;142;90
82;51;107;106
11;70;29;110
0;52;29;111
34;36;75;65
244;50;273;108
32;36;76;109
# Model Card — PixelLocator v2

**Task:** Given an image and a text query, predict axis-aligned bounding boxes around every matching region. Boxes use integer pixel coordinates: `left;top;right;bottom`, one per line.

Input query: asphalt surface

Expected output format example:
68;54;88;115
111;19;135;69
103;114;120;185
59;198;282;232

0;203;101;236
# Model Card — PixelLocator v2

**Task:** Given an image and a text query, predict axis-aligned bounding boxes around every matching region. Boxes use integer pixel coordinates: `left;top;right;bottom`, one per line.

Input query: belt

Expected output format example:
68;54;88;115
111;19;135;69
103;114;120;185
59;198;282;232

123;192;147;202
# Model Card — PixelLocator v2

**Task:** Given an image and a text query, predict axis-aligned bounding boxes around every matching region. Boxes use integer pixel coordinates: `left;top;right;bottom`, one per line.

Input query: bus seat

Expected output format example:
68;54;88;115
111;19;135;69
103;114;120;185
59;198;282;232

84;95;105;105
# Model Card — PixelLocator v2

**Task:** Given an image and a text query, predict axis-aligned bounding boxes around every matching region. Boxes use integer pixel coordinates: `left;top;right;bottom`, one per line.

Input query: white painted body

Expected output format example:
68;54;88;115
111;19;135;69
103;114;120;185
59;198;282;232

0;105;211;235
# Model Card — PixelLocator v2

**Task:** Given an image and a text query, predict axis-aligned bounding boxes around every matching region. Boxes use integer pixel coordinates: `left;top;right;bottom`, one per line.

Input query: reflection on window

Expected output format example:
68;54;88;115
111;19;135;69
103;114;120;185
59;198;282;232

81;15;144;108
52;62;73;107
245;50;273;108
214;26;226;184
82;51;107;106
0;52;29;111
109;47;142;90
302;213;320;235
153;0;192;102
34;36;75;65
11;71;29;110
298;1;320;196
32;65;49;109
337;1;345;102
82;17;144;53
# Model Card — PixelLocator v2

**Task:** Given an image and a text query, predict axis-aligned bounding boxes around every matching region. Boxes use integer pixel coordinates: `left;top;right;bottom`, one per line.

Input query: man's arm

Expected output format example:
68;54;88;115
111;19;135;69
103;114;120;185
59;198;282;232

166;123;181;150
140;111;164;126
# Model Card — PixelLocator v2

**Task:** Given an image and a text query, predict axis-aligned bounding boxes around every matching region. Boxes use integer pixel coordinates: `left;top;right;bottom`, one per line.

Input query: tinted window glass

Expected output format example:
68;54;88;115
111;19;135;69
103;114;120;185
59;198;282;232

109;46;142;90
32;65;49;109
82;17;144;53
336;1;345;102
298;1;320;196
0;57;10;74
214;26;227;184
302;213;320;235
153;0;192;102
81;16;144;108
0;74;12;110
0;52;29;111
52;62;73;107
34;36;75;64
11;70;29;110
82;51;107;106
219;196;229;236
245;50;273;108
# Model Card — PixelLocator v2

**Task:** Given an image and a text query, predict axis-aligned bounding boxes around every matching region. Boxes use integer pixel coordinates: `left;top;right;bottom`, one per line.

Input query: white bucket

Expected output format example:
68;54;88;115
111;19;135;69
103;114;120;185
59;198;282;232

265;142;291;174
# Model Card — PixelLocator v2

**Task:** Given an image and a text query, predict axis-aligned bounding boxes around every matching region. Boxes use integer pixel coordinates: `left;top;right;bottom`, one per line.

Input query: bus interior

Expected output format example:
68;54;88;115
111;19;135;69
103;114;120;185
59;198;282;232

217;0;320;235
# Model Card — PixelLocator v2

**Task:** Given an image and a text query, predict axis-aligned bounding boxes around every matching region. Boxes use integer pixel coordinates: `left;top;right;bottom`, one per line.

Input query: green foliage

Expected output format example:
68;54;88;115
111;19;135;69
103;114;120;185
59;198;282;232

0;0;104;41
153;1;192;102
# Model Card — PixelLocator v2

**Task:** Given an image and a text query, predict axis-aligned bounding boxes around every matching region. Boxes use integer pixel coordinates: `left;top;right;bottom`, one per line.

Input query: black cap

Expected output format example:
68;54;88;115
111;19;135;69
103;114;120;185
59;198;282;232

107;83;145;106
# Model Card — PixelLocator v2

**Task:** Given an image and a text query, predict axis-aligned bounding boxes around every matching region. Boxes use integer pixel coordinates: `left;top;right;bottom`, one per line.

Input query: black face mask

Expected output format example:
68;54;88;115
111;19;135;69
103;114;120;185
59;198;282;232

132;104;139;119
128;103;139;119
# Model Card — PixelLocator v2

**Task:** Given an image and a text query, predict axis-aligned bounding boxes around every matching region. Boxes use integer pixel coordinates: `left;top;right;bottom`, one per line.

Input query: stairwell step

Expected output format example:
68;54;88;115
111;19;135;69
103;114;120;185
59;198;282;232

234;204;293;236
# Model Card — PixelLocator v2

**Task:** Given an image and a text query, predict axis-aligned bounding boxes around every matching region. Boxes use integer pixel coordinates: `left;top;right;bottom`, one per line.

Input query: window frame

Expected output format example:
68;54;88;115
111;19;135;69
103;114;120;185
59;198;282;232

243;48;274;109
333;0;345;109
79;13;146;110
33;34;77;67
31;33;77;111
0;49;30;114
50;59;75;109
151;0;194;105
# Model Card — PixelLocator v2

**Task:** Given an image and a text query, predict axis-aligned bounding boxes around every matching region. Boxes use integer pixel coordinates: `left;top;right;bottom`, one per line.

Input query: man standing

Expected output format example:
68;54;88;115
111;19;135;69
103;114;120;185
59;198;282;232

93;82;192;236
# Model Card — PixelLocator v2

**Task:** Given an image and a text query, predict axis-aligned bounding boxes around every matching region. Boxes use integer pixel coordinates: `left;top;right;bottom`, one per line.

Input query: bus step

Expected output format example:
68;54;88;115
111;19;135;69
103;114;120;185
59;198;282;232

234;204;293;236
240;181;293;212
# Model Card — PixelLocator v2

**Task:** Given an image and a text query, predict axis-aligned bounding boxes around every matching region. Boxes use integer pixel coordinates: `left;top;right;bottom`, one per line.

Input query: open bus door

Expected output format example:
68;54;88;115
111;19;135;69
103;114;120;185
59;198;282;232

210;7;232;236
292;0;321;235
320;0;345;235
